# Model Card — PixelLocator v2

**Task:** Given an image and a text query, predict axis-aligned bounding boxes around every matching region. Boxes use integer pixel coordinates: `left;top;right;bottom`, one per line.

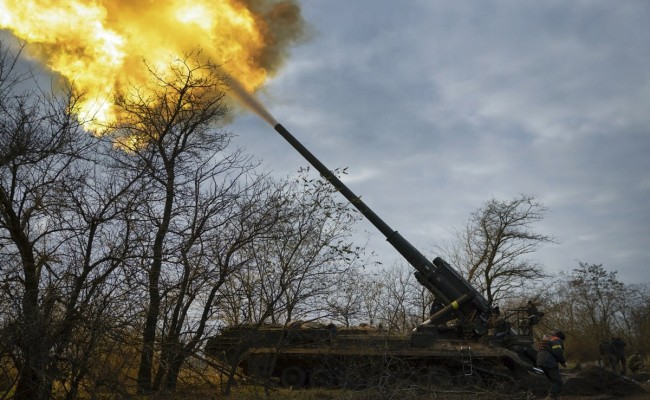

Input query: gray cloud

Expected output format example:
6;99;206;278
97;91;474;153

3;2;646;283
233;1;650;284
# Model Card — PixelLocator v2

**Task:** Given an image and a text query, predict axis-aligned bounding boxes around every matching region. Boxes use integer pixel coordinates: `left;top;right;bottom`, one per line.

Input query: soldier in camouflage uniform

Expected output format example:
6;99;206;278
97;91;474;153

537;330;567;400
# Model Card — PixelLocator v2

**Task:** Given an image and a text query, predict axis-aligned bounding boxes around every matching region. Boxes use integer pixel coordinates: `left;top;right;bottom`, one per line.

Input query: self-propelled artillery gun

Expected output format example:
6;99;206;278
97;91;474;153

206;123;543;388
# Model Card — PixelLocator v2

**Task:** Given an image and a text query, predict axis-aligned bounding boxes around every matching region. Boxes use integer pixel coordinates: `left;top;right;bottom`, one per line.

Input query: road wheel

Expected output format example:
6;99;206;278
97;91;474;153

281;366;307;388
309;368;337;388
245;355;273;378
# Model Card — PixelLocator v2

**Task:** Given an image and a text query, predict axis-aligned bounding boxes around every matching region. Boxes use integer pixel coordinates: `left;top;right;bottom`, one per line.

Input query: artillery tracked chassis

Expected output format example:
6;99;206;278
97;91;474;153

206;317;537;389
206;122;542;389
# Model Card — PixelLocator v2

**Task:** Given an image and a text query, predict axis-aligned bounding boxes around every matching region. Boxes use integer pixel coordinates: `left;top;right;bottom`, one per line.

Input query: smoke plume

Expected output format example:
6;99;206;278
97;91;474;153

228;76;278;127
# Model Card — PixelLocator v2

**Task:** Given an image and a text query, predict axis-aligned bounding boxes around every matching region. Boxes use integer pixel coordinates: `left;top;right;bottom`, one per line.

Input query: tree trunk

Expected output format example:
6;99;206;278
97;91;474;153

137;253;163;393
137;179;174;393
13;230;52;400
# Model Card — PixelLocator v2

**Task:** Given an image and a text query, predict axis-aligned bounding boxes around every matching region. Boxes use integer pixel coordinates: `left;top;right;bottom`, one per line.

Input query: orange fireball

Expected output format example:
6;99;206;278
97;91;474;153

0;0;304;133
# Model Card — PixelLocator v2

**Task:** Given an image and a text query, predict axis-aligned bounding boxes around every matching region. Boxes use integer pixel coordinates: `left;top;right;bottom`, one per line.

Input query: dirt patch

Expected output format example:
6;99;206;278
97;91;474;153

503;366;648;398
516;367;647;399
562;367;647;397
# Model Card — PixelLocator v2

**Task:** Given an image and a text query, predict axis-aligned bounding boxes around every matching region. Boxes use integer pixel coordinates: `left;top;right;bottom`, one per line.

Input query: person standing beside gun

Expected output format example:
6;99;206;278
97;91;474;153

537;330;567;400
610;337;627;374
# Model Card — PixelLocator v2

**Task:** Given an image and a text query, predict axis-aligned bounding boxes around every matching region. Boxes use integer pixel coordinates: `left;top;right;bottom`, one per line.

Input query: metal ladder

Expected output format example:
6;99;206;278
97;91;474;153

460;346;473;376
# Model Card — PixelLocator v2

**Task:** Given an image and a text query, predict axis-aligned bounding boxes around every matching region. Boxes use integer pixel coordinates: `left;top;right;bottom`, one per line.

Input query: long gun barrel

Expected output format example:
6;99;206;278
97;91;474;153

273;123;494;330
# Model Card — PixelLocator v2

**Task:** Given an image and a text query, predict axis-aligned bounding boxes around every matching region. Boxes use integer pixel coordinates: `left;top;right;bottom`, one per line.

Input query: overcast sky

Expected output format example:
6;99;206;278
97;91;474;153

229;1;650;284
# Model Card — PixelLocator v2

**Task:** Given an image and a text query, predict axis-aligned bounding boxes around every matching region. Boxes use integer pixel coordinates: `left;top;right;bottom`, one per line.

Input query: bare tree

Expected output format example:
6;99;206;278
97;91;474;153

151;171;286;392
357;264;436;334
217;169;364;394
325;268;367;327
360;274;385;327
543;263;627;361
0;39;138;400
376;266;415;333
568;263;626;339
229;168;362;325
407;265;436;326
618;283;650;355
100;52;243;394
449;194;553;306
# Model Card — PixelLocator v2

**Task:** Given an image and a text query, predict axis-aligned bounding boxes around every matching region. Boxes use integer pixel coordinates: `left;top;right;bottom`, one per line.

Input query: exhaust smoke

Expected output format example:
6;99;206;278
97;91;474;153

228;77;278;127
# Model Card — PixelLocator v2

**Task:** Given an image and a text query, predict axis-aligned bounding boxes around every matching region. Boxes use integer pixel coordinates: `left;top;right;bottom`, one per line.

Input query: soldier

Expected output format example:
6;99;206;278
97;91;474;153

537;330;567;400
526;301;544;334
610;337;627;374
